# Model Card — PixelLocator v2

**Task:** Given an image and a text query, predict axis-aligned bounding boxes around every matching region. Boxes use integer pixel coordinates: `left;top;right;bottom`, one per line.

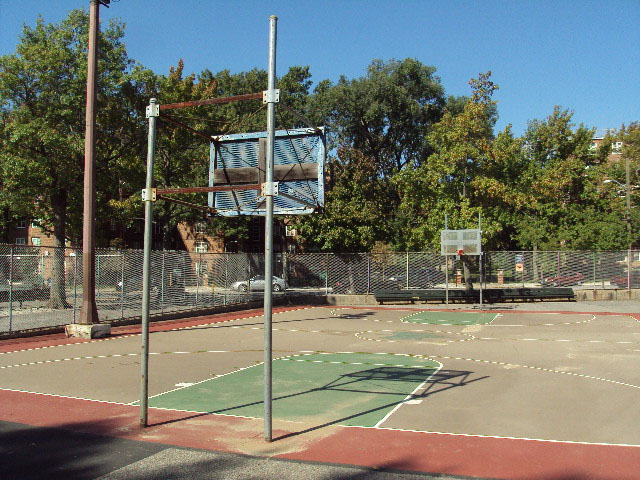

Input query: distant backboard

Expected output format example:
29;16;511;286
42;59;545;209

208;127;325;216
440;229;482;256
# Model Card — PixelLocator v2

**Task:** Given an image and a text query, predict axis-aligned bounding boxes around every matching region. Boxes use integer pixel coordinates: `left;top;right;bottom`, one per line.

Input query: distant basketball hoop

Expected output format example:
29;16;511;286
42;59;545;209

440;229;481;257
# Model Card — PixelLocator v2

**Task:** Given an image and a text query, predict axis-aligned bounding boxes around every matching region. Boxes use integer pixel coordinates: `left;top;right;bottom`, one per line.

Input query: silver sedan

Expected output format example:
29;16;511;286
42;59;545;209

232;275;288;292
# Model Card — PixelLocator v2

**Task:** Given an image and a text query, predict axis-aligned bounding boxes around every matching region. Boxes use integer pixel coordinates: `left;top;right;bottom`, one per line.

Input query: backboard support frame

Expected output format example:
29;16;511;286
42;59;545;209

138;16;315;443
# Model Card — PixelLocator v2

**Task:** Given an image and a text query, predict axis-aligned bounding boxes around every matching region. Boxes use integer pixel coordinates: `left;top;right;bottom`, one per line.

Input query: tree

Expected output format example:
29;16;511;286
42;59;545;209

0;10;151;306
393;72;502;247
298;58;446;251
296;147;389;252
514;107;608;250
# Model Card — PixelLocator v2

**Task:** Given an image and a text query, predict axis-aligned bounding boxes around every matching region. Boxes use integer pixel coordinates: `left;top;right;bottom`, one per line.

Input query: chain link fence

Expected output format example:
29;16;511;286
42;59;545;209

1;245;638;333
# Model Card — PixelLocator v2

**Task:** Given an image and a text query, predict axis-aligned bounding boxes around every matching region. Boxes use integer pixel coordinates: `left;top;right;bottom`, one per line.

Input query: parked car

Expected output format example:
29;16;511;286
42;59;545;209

610;271;640;288
540;272;585;287
232;275;287;292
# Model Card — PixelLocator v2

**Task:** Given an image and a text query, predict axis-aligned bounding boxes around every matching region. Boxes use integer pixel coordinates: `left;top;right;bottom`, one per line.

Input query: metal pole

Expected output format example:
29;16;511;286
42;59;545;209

405;251;409;289
120;252;125;318
626;155;632;250
367;254;371;294
479;253;483;310
73;252;78;323
161;251;165;313
445;255;449;305
478;212;482;309
96;254;101;299
140;97;158;427
628;249;632;291
8;246;13;331
196;252;201;307
79;0;101;325
444;214;448;305
263;15;277;442
325;253;329;295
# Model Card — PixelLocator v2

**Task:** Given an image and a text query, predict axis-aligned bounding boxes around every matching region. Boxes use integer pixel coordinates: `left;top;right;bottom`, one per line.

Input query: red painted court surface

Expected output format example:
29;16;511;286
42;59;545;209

1;305;639;479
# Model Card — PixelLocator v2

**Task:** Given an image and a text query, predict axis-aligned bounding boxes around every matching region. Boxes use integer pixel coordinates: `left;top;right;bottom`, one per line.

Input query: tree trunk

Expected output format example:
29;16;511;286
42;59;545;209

47;190;70;309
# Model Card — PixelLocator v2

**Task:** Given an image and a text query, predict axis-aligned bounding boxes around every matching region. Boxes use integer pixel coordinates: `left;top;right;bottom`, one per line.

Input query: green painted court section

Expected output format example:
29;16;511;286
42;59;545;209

384;331;445;341
148;352;440;427
403;311;499;325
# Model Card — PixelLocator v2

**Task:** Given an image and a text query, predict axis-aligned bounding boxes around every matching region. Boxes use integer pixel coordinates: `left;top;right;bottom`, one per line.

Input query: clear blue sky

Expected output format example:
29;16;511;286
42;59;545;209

1;0;638;136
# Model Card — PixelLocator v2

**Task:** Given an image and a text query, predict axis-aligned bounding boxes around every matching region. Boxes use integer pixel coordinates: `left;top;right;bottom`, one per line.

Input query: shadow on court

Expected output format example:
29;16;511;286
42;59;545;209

166;310;377;332
148;366;487;442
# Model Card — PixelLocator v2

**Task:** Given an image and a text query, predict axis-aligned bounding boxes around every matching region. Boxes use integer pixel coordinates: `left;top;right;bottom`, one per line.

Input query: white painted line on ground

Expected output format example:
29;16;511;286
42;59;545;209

366;425;640;448
374;359;443;428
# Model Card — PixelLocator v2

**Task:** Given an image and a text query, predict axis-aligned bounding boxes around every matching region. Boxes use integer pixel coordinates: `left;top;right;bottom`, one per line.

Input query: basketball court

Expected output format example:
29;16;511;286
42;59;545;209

1;304;639;479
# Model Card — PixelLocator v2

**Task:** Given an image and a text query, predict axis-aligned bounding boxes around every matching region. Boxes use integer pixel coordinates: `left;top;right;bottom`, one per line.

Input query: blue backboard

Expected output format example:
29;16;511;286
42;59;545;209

208;127;325;216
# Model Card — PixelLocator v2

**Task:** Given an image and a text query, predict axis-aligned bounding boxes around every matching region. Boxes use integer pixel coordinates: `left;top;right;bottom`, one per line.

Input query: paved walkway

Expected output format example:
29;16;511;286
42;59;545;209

2;420;465;480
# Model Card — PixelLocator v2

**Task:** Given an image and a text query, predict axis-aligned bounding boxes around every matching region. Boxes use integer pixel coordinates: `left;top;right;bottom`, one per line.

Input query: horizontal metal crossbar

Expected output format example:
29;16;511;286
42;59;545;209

159;92;263;111
156;195;217;213
156;185;261;195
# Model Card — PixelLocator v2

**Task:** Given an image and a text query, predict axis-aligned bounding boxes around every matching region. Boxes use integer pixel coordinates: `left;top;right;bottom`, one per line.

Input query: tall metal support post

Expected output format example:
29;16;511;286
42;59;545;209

79;0;101;325
444;215;449;305
263;15;278;442
140;98;158;427
479;212;483;309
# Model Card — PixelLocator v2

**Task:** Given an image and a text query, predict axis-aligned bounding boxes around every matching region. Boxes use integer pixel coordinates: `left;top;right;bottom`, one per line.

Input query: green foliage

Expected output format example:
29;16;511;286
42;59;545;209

0;10;151;247
296;147;390;252
1;8;637;255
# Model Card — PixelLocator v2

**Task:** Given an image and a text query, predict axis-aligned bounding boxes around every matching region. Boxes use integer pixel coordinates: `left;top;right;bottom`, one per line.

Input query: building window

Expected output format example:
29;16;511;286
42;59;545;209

286;225;297;237
195;222;207;234
612;141;623;153
17;220;27;229
110;219;118;231
195;241;208;253
15;237;26;245
31;237;41;246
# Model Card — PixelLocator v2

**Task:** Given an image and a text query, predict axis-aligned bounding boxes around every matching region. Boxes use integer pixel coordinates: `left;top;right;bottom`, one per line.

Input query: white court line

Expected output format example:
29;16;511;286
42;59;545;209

365;425;640;448
374;359;443;428
0;386;133;406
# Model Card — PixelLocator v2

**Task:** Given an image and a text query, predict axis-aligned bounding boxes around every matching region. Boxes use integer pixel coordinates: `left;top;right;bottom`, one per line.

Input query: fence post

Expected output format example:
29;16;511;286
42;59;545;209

96;254;101;299
444;254;449;305
367;254;371;294
120;252;125;319
628;249;632;291
592;252;597;289
8;246;13;331
325;253;329;295
73;251;78;324
196;252;202;307
160;251;166;313
406;251;409;289
224;252;228;306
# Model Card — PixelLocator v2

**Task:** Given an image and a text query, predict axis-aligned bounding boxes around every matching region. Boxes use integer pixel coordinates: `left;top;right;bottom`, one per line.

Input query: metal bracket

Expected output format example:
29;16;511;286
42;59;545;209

261;182;279;196
262;89;280;104
146;104;160;118
141;188;157;202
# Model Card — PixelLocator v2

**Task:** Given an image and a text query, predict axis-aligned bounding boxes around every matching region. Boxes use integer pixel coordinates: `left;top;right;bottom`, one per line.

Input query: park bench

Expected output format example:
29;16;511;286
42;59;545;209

373;287;575;304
